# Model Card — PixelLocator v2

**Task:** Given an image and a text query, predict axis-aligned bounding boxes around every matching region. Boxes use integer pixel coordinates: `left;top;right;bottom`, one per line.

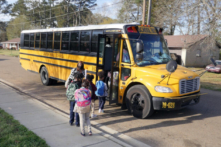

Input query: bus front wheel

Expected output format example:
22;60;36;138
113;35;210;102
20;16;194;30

126;85;154;119
40;66;52;86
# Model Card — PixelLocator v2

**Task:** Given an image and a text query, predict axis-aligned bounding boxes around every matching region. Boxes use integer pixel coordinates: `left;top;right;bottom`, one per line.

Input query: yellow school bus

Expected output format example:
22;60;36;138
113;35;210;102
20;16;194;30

19;24;202;118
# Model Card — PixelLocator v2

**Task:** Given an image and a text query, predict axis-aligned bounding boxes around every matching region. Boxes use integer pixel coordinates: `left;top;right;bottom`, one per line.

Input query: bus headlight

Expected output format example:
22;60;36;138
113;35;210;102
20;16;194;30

155;86;173;93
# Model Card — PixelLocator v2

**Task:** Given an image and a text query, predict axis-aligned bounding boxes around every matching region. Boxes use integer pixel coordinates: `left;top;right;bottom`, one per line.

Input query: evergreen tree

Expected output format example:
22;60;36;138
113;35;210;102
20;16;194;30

6;15;32;40
11;0;27;16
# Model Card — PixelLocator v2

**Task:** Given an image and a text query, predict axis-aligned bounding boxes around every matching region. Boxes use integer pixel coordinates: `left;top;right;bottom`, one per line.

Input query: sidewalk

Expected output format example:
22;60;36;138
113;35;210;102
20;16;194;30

0;82;132;147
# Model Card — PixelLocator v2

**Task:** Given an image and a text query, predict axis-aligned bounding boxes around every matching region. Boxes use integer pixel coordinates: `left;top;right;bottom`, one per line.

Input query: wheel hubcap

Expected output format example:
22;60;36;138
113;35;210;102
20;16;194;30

41;70;47;83
131;93;145;111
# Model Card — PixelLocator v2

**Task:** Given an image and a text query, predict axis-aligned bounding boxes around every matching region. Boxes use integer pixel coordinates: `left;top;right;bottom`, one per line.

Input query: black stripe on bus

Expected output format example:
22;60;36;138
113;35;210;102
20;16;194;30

27;69;38;74
20;58;30;61
20;52;97;66
33;60;96;74
20;48;97;57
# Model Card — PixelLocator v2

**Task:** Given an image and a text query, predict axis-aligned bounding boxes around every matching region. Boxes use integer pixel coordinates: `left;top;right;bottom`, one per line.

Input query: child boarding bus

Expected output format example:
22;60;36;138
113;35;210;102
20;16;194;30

19;24;203;118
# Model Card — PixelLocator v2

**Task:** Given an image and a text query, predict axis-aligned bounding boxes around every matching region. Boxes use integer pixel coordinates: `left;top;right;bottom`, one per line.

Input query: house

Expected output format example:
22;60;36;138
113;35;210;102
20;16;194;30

1;38;20;50
164;35;220;67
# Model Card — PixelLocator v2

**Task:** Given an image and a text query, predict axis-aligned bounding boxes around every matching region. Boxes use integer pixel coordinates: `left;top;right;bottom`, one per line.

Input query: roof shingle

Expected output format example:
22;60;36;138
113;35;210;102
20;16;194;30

1;38;20;43
164;35;208;48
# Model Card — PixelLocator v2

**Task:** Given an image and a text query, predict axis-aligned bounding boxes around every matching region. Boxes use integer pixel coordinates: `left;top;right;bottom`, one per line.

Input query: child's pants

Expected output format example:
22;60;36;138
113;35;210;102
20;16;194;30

98;97;106;110
69;101;79;125
79;112;91;134
91;99;95;115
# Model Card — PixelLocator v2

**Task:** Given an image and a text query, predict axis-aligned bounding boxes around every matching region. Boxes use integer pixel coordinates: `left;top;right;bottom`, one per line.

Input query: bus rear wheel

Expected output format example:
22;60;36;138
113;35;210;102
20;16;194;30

126;85;154;119
40;66;52;86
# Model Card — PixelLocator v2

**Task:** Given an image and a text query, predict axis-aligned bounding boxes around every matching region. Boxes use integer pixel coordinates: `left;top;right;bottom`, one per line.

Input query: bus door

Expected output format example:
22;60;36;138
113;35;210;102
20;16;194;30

109;35;121;104
96;34;121;104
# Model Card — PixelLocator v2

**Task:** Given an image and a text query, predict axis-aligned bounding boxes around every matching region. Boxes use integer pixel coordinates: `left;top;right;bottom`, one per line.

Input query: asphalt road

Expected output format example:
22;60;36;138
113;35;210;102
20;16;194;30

1;55;221;147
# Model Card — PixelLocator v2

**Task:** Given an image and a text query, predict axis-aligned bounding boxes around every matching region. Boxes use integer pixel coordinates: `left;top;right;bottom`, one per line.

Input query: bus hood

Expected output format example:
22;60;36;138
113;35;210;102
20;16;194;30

135;64;199;80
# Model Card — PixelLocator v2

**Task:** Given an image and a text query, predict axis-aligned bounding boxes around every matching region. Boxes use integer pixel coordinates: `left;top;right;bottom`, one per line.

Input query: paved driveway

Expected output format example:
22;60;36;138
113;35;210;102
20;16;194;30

1;55;221;147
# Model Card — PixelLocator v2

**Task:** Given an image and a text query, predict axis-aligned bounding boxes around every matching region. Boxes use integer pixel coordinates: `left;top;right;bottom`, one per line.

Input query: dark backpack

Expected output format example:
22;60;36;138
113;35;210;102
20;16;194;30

66;82;79;101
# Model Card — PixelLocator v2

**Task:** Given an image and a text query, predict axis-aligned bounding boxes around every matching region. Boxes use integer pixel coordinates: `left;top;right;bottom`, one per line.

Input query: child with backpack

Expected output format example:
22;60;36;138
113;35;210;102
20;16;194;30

86;74;97;118
95;71;108;113
74;79;92;136
66;72;82;126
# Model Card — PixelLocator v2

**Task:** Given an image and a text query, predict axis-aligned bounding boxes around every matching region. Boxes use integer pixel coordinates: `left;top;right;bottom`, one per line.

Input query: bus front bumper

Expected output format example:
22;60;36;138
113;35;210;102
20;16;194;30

152;92;206;110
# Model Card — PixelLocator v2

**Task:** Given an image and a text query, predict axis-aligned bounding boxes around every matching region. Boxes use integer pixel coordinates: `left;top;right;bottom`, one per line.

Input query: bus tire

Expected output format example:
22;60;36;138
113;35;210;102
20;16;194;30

40;66;52;86
126;85;154;119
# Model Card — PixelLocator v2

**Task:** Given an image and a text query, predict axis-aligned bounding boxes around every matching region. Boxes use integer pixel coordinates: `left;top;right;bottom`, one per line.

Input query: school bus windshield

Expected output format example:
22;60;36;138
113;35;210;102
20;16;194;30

129;34;171;66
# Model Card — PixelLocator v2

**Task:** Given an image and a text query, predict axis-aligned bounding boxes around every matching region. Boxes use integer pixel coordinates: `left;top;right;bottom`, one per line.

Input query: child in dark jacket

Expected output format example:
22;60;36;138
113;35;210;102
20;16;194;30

66;72;81;126
86;74;97;118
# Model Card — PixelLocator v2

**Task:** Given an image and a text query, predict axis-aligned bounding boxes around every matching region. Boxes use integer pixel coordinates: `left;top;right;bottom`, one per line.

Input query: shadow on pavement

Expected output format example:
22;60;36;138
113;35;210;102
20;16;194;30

93;93;221;135
0;59;8;61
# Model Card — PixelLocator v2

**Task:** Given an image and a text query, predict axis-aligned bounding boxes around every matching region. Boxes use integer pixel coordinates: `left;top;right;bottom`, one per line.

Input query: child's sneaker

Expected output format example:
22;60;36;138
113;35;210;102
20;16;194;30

91;114;97;118
89;131;92;136
98;109;101;113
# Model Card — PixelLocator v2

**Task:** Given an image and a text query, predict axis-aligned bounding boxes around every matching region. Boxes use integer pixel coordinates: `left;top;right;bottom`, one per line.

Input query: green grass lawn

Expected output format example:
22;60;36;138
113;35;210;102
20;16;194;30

0;108;49;147
189;68;221;91
0;49;19;57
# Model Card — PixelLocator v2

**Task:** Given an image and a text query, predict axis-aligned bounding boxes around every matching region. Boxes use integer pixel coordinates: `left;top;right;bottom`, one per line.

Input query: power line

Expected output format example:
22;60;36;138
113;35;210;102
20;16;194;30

7;1;124;26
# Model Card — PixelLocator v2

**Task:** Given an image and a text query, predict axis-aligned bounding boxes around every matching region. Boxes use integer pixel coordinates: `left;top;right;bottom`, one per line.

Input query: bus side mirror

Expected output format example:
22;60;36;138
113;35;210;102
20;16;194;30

136;42;143;53
166;60;177;73
136;53;143;61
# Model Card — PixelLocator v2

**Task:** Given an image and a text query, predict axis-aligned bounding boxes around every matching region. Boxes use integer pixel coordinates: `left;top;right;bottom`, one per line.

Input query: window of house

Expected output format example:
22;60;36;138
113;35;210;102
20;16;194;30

80;31;91;52
54;32;61;50
35;33;40;48
196;49;201;57
91;30;103;53
24;34;29;47
30;33;34;48
61;32;69;51
47;32;53;49
70;31;79;51
41;33;47;48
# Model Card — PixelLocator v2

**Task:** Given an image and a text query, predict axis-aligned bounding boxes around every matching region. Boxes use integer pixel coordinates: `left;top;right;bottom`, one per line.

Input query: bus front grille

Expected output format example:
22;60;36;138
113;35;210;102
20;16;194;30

179;77;200;94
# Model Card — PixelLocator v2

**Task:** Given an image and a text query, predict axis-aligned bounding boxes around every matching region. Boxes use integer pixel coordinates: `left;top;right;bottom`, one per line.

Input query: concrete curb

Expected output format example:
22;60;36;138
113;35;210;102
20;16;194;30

0;78;151;147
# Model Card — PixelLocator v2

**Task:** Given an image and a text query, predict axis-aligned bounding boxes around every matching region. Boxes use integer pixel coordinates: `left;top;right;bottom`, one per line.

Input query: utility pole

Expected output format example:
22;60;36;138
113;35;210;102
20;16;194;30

142;0;146;24
39;12;42;28
44;5;46;28
79;2;81;26
67;0;69;27
147;0;152;25
50;0;52;27
197;0;200;34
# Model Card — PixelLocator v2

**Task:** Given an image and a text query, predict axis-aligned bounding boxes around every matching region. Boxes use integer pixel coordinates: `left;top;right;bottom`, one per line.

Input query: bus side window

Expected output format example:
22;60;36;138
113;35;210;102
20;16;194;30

35;33;40;49
41;33;47;49
54;32;61;50
70;31;79;52
121;41;130;63
80;31;91;52
91;30;103;53
61;32;69;51
121;68;131;81
47;32;53;49
30;33;34;48
24;34;29;47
